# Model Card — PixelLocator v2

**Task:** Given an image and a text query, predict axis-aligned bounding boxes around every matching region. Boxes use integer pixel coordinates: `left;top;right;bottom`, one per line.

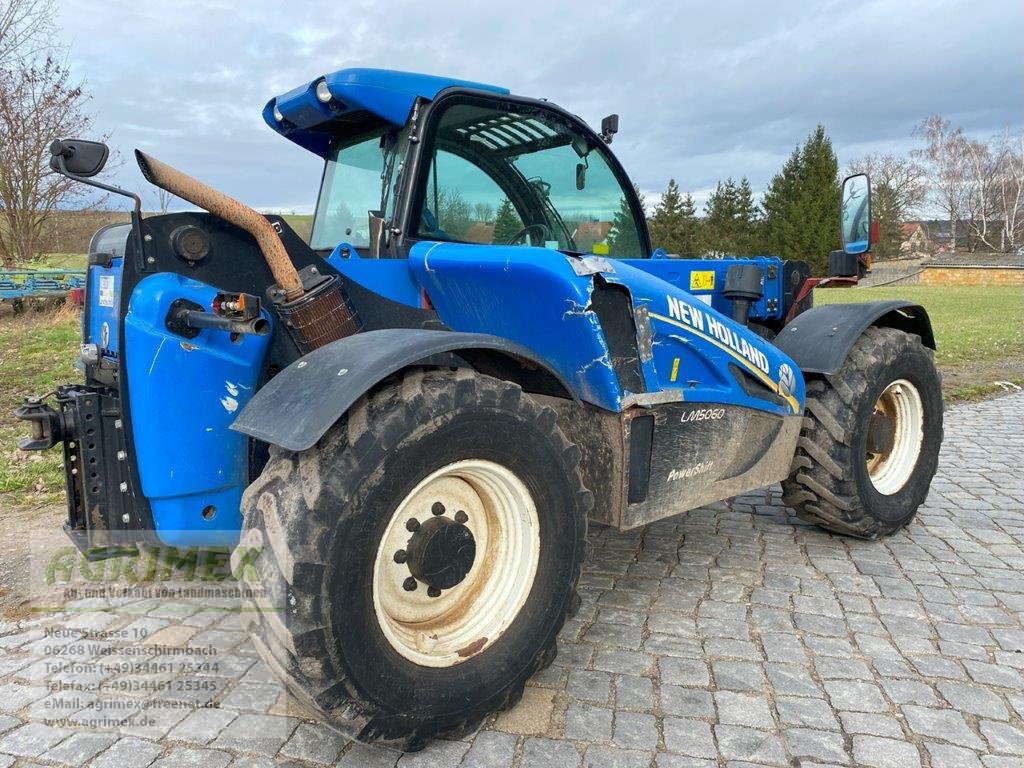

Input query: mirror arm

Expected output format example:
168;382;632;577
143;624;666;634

54;155;142;214
54;155;148;272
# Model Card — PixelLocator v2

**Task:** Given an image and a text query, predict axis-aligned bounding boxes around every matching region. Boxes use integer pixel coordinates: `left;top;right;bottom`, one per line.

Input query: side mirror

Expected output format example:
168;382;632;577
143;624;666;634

840;173;871;255
49;139;109;177
600;114;619;144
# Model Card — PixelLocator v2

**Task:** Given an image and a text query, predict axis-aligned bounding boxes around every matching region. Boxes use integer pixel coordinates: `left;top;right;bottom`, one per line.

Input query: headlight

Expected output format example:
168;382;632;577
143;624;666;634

272;104;284;122
315;81;332;104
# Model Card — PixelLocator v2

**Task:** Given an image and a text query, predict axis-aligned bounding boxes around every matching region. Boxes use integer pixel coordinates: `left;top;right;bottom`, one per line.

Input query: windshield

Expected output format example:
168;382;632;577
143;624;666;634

310;127;405;251
416;101;647;258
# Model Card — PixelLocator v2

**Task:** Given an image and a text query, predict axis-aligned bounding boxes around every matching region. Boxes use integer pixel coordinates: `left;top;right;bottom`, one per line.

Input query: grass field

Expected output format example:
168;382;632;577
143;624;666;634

34;253;87;270
0;283;1020;510
816;284;1023;368
0;309;81;510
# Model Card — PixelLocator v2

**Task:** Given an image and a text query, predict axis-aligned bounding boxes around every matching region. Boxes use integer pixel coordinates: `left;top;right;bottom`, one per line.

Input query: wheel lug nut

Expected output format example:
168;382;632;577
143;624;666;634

427;586;442;598
393;549;408;564
406;518;419;532
454;510;468;524
402;577;418;592
431;502;445;516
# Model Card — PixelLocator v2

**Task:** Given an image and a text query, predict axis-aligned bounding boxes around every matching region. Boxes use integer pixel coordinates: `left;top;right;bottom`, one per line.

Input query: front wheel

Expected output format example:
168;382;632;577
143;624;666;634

782;326;943;538
233;369;590;750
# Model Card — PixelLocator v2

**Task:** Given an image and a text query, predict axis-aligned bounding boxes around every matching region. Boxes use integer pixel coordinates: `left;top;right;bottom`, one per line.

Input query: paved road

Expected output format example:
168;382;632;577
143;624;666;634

0;393;1022;768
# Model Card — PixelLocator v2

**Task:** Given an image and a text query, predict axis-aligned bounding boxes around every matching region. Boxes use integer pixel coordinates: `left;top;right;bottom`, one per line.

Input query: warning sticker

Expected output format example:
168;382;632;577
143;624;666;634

689;270;715;291
98;275;115;307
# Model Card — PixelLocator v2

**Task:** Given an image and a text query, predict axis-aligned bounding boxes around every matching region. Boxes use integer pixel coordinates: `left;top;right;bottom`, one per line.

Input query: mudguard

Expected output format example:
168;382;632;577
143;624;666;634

774;301;935;375
230;328;572;451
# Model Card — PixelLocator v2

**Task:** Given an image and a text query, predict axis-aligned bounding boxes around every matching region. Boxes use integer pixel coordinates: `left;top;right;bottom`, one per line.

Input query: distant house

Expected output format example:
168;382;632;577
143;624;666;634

899;222;933;257
571;221;612;253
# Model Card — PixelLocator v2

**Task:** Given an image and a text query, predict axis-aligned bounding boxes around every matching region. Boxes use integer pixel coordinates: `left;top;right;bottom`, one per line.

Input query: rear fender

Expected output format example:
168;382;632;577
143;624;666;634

230;328;572;451
774;301;934;376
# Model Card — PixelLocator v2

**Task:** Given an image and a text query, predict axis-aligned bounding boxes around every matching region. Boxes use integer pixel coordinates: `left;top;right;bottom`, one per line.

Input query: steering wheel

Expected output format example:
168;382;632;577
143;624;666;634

506;223;554;246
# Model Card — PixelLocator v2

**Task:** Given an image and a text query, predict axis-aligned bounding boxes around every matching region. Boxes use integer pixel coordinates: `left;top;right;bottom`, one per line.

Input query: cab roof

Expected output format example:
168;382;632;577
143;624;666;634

264;67;509;157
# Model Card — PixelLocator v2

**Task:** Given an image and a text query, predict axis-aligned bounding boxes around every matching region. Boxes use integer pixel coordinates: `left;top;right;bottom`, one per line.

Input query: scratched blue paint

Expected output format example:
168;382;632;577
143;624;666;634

409;243;804;416
409;241;624;409
123;273;271;547
603;261;804;416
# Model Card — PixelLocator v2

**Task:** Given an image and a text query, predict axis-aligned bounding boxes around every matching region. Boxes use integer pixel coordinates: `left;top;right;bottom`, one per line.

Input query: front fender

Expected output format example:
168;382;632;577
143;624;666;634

230;329;571;451
774;300;935;375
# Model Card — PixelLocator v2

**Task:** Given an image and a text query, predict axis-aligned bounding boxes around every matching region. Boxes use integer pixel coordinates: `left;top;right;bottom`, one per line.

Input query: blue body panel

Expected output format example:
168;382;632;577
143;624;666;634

266;68;509;156
85;260;122;359
410;242;624;409
326;243;422;307
623;256;785;323
123;273;271;547
409;243;804;416
603;261;803;415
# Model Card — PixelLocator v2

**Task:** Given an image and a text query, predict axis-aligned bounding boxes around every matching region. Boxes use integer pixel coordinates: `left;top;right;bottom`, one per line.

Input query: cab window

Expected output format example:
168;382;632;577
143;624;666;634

415;100;647;258
311;125;406;252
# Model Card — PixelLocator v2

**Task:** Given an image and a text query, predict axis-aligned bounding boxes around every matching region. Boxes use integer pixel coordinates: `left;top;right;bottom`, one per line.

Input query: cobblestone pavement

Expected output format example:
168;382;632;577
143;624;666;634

1;393;1022;768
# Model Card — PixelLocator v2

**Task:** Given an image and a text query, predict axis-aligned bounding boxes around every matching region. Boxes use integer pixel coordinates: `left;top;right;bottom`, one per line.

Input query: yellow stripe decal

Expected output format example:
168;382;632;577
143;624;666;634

669;357;680;382
649;311;800;413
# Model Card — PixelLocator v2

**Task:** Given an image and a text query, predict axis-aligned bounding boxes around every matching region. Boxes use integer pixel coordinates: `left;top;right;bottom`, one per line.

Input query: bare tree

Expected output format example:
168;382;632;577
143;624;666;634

157;187;174;215
913;115;969;251
0;0;51;68
994;130;1024;251
0;0;95;267
847;153;927;259
967;129;1024;252
847;153;927;217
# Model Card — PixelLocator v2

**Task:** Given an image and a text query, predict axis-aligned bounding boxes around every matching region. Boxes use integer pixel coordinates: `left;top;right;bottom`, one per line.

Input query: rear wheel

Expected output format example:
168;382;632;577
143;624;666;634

782;326;943;538
233;369;590;750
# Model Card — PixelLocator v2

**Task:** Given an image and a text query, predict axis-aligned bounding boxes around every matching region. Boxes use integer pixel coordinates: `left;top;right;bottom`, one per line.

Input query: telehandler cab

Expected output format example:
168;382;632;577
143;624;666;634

19;68;942;750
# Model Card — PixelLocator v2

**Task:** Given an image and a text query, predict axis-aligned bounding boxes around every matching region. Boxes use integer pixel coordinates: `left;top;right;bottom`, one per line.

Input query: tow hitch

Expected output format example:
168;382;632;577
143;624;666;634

14;396;66;451
16;386;146;559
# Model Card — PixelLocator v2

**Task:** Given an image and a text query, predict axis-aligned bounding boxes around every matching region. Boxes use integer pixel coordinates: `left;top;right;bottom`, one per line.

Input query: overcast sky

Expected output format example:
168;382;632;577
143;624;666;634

64;0;1023;214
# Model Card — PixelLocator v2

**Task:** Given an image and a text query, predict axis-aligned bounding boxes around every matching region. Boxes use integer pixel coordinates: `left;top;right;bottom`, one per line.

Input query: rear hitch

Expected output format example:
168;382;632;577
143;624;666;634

15;396;67;451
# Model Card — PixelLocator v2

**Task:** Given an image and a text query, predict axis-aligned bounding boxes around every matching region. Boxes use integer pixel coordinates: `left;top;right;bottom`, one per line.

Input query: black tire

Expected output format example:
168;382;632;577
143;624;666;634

233;369;590;751
782;326;943;538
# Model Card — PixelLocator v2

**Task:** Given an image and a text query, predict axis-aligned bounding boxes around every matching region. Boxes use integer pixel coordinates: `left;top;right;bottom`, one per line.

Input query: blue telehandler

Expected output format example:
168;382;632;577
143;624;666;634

19;68;942;750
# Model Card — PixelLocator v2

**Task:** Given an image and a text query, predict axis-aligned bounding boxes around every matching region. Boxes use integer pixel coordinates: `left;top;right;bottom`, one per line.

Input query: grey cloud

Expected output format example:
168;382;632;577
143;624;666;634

61;0;1022;212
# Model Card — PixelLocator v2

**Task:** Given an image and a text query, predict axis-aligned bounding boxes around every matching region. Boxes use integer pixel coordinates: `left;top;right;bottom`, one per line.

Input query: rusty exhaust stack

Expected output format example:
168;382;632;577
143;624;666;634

135;150;361;350
135;149;304;301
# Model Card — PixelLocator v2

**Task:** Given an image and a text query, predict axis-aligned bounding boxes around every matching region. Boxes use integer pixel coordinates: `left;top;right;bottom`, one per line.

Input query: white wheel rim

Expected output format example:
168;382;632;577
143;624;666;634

867;379;924;495
372;459;540;668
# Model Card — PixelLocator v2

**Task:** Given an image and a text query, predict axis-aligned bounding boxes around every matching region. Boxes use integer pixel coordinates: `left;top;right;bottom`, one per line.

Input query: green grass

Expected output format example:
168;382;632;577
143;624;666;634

35;253;87;270
0;310;81;508
281;214;313;241
816;285;1024;368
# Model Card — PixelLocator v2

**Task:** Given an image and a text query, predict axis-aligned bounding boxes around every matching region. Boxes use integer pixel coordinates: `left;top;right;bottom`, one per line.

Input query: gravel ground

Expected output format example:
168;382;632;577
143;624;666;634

0;393;1021;767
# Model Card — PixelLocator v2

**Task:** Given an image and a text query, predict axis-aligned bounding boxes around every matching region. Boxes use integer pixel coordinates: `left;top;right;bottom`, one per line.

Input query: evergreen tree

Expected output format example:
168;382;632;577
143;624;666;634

607;184;645;257
677;192;702;256
703;177;763;256
491;197;522;243
703;178;738;256
733;177;763;255
762;125;840;274
649;178;685;253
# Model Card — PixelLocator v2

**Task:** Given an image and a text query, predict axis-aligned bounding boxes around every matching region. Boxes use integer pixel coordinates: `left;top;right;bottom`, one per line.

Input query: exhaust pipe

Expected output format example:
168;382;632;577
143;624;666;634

135;150;304;301
135;149;361;351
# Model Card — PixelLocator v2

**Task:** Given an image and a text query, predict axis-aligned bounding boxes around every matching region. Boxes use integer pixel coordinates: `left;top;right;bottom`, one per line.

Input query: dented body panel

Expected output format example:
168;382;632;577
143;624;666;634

408;242;805;418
